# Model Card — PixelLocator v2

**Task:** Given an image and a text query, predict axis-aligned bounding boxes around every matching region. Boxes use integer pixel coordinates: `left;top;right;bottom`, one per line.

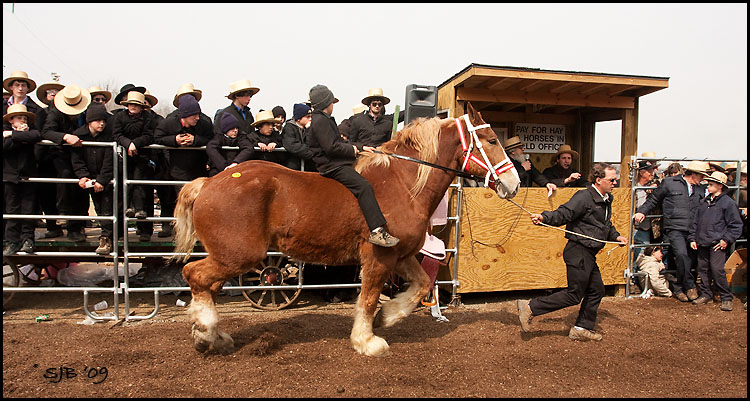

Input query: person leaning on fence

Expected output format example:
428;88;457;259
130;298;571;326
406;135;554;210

247;109;288;166
42;84;92;243
281;103;316;171
635;246;673;297
70;104;115;255
542;144;587;188
307;84;399;248
688;171;743;311
112;90;159;242
206;113;254;176
213;80;258;138
32;80;66;239
634;160;710;303
154;94;213;181
347;88;404;146
503;136;557;192
3;103;43;256
518;163;628;341
632;156;660;262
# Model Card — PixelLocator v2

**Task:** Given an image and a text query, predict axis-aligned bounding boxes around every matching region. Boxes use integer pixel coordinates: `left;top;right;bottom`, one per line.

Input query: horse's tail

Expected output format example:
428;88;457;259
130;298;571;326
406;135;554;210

172;177;208;263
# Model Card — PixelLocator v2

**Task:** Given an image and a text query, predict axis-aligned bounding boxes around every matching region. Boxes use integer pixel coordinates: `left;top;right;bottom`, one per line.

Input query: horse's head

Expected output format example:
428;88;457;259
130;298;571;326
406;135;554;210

457;103;520;199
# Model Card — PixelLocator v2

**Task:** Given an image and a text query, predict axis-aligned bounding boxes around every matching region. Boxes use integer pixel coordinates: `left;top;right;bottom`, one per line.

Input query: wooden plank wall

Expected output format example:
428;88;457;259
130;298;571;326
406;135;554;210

440;187;631;293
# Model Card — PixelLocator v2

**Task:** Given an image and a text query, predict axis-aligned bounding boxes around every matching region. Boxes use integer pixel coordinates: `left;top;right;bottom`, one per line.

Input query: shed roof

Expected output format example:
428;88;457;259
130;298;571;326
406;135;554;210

438;63;669;114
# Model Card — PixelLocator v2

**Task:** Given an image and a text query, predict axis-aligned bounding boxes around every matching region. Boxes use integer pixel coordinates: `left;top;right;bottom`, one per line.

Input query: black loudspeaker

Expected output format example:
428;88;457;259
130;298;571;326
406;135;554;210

404;84;437;124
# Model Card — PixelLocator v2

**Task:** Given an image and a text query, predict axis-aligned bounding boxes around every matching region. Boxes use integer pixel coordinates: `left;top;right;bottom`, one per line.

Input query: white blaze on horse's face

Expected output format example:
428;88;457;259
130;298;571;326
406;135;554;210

456;114;520;199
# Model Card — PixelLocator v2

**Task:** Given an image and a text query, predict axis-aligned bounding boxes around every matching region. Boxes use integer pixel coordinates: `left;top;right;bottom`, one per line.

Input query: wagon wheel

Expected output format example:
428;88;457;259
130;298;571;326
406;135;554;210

238;255;303;310
3;257;20;308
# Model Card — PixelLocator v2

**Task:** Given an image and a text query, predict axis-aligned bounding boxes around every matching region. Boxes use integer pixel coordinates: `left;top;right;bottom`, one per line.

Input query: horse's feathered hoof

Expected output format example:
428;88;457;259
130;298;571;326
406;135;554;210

212;331;235;355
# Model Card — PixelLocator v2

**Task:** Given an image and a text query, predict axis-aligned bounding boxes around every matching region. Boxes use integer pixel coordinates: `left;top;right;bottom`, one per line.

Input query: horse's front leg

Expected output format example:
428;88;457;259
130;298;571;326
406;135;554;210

350;251;394;357
373;256;431;328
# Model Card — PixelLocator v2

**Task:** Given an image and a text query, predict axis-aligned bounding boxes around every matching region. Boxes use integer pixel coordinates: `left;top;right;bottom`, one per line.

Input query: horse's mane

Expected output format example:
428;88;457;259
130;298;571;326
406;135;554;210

354;117;445;199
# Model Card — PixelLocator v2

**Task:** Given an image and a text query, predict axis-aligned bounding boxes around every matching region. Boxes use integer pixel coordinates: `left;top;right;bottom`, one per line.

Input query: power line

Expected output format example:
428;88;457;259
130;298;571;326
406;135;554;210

5;5;88;83
2;39;48;78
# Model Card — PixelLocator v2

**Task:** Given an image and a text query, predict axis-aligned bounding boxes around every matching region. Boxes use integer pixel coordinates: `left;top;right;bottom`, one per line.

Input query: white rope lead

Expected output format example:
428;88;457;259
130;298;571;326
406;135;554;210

505;198;624;254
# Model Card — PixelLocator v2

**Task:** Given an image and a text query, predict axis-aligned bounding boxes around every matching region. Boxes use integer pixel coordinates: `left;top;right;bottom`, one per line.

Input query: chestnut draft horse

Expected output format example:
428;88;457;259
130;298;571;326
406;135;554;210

172;102;520;356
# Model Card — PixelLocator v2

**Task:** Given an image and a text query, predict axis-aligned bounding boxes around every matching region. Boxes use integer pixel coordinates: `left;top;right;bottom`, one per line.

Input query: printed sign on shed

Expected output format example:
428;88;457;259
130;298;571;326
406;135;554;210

515;123;565;153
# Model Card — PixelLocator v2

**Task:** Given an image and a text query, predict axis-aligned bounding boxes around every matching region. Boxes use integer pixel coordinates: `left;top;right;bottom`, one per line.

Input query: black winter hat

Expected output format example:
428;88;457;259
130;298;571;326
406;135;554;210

220;112;240;134
271;106;286;120
114;83;146;105
309;84;339;110
85;103;110;123
177;95;201;118
292;103;311;121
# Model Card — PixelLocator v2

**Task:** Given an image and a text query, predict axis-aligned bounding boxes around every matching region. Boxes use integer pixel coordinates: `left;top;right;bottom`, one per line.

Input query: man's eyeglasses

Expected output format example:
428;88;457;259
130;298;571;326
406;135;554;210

370;101;383;107
603;178;618;183
93;97;107;103
46;89;59;96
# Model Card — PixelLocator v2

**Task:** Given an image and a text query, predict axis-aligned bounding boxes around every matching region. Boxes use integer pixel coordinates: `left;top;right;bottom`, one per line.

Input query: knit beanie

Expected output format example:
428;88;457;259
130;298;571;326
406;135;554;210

309;84;338;110
292;103;311;121
86;103;109;123
220;112;240;134
272;105;286;120
177;95;201;118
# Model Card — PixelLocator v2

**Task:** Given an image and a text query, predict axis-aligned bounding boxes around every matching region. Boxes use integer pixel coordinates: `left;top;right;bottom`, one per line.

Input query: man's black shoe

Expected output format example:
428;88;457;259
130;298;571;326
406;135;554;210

20;239;36;254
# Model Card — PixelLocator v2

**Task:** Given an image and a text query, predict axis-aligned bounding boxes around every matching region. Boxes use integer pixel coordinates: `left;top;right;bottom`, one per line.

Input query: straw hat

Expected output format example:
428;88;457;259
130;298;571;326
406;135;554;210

172;83;202;107
352;104;367;116
684;160;710;176
708;161;726;173
120;91;148;107
502;136;523;152
53;85;91;115
143;90;158;107
637;151;660;170
704;171;728;187
88;86;112;103
721;162;737;172
361;88;390;106
3;71;37;92
226;79;260;99
554;144;579;159
251;110;276;127
3;103;36;125
35;82;65;106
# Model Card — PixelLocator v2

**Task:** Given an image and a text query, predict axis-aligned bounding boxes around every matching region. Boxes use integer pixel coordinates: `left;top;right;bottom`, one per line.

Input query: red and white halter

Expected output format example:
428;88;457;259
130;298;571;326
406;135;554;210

455;114;515;187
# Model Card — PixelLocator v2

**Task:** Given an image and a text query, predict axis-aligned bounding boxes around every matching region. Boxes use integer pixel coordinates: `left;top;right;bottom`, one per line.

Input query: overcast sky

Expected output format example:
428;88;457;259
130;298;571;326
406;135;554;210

3;3;746;163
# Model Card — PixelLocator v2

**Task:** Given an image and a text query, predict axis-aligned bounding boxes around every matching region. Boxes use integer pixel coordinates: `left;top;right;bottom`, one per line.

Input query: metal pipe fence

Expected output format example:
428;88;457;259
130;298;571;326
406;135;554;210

4;142;461;320
624;156;747;298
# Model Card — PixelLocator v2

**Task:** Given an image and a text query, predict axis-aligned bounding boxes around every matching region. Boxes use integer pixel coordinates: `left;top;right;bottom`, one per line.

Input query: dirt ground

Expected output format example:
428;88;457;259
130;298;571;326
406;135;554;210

2;288;747;398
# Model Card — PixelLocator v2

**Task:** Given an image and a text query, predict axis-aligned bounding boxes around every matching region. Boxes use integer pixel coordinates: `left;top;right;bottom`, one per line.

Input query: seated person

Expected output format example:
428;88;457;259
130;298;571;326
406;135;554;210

502;136;556;191
206;113;253;176
542;145;587;187
635;245;672;297
248;109;288;166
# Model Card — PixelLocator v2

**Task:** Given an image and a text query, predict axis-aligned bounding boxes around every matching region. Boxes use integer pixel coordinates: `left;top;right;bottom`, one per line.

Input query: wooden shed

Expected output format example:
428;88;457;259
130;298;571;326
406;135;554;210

435;64;669;294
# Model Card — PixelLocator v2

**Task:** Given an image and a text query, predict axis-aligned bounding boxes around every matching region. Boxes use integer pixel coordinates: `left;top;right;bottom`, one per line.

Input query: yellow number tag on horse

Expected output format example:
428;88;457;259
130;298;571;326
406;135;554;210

231;172;242;178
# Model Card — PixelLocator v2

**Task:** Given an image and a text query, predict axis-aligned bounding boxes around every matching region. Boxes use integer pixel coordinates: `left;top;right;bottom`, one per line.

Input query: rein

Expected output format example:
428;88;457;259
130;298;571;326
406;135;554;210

371;149;480;180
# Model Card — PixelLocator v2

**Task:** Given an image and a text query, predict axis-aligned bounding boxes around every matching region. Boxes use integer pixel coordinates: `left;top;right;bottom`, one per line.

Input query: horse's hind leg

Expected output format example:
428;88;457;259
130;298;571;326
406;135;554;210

373;257;431;328
182;257;235;354
351;256;393;357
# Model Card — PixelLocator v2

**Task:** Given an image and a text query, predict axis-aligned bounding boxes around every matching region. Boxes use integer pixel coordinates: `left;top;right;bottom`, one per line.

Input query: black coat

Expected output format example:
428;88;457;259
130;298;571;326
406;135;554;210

543;164;587;187
112;108;158;159
688;192;744;247
3;124;42;183
153;113;214;180
213;104;254;137
309;109;362;175
281;121;315;171
70;124;114;187
541;184;621;251
347;111;402;146
41;106;85;144
637;174;706;232
247;128;288;166
511;157;550;188
206;132;254;176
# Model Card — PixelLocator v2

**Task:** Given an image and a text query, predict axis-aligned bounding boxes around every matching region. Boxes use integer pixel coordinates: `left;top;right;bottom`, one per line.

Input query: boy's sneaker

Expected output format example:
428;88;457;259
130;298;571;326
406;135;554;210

368;227;399;247
517;299;533;332
125;208;136;218
568;326;603;341
720;300;733;312
692;296;711;305
95;237;112;255
134;210;148;219
20;239;35;254
3;242;22;256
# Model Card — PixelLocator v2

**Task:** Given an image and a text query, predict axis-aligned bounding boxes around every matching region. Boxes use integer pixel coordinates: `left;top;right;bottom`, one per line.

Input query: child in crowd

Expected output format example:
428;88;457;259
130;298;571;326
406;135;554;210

635;245;672;297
